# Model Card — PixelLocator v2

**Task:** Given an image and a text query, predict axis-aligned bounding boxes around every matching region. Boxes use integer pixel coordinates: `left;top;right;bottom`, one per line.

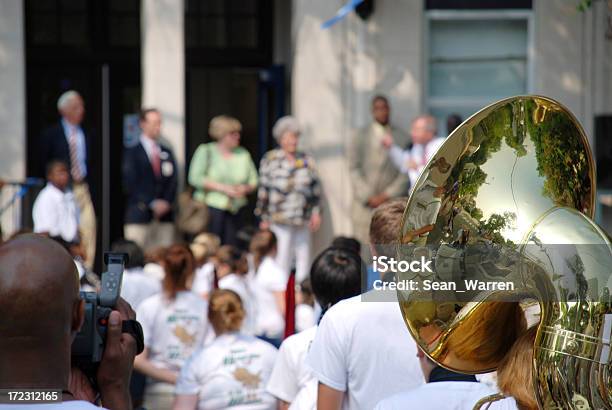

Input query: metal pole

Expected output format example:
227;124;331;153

102;64;110;255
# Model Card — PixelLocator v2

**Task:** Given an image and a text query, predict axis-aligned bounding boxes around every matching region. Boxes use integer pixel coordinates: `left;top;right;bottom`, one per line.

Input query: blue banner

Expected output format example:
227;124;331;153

321;0;364;29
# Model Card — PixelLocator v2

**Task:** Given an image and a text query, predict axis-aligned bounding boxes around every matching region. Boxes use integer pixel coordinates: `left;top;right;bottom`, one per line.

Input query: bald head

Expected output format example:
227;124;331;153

411;115;437;145
0;235;80;341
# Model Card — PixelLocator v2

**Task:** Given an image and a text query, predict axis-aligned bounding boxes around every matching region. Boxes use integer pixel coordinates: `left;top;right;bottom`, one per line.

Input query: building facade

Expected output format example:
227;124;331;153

1;0;611;255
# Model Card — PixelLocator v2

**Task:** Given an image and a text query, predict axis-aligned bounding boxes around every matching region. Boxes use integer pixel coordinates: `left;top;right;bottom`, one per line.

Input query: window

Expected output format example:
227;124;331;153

426;10;531;135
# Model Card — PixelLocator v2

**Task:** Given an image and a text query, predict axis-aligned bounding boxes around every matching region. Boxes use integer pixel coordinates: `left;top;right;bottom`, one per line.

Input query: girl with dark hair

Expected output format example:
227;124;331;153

135;244;214;410
174;290;278;410
249;230;288;346
266;247;363;410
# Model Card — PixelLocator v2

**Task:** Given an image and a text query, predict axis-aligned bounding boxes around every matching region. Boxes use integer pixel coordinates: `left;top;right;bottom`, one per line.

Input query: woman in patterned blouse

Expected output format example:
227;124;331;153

255;116;322;283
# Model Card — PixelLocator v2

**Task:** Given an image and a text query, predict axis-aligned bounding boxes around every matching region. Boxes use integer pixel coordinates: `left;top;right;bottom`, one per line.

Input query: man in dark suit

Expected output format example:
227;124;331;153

123;108;177;250
40;90;97;269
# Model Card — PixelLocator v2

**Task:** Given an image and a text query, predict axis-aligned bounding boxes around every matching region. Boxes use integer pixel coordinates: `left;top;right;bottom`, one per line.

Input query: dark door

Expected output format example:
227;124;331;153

25;0;141;270
185;0;280;228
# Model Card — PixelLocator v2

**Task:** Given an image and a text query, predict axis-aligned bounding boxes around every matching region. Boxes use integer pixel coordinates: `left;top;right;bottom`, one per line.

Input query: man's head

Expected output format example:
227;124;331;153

46;160;70;191
57;90;85;126
0;235;84;386
410;115;437;145
369;197;408;258
139;108;162;140
371;95;390;126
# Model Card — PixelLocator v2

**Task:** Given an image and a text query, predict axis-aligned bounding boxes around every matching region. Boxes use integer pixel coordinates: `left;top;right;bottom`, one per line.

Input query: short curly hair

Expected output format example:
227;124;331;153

272;115;301;142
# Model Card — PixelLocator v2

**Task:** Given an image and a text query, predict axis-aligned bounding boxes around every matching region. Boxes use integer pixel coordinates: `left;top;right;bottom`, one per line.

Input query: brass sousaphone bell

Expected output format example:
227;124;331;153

398;96;612;409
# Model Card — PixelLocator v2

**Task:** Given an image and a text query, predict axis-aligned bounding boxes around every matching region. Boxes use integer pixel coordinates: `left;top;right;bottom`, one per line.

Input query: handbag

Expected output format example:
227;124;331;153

177;144;211;235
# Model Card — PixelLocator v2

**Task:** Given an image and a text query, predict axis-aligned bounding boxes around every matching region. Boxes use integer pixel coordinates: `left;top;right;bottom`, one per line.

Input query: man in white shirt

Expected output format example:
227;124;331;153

33;160;82;256
0;234;137;410
382;115;446;190
305;199;424;410
374;347;499;410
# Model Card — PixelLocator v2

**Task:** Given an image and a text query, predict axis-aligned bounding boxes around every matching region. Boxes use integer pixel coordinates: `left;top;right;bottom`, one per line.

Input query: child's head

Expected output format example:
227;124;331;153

331;236;361;255
111;239;144;269
249;229;277;269
208;289;245;335
145;246;167;265
369;197;408;257
46;160;70;191
296;278;314;306
310;247;363;311
215;245;248;277
190;233;221;266
161;244;194;299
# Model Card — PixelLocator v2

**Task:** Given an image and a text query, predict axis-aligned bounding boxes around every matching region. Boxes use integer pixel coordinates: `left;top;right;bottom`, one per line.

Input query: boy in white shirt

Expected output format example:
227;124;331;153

305;198;424;410
33;160;81;254
266;246;363;410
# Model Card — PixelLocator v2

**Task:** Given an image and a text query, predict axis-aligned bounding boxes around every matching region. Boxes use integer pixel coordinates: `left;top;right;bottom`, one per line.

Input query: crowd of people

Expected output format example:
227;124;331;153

0;88;543;410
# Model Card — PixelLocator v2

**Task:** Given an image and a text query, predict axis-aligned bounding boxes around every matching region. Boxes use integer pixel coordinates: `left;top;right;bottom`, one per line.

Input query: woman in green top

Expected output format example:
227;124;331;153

188;115;258;245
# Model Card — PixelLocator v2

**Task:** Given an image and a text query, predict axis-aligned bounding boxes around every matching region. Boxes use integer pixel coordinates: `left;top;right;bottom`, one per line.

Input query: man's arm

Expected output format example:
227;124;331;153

317;382;344;410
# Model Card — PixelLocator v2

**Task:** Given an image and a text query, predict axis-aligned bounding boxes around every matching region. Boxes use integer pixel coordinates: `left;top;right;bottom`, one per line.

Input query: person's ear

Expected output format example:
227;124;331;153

71;298;85;336
368;243;377;258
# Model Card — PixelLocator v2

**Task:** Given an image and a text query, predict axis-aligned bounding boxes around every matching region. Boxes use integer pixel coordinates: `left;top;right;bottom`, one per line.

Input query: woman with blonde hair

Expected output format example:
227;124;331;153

475;326;538;410
188;115;258;246
135;244;214;410
173;290;278;410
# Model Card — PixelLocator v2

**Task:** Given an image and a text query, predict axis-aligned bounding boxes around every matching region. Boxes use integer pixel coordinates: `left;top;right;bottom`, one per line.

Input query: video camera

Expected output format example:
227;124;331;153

71;252;144;381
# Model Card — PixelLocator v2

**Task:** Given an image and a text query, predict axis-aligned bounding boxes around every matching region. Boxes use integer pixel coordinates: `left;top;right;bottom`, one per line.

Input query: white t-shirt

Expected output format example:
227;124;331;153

192;262;215;298
175;333;278;410
121;267;161;309
252;256;288;338
295;304;316;333
137;291;214;373
477;397;520;410
0;402;103;409
33;183;79;242
219;273;257;335
374;381;499;410
306;293;424;410
267;326;317;410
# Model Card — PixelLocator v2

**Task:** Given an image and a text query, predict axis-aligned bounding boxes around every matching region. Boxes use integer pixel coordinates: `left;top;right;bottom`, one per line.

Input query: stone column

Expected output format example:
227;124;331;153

0;0;26;238
141;0;186;186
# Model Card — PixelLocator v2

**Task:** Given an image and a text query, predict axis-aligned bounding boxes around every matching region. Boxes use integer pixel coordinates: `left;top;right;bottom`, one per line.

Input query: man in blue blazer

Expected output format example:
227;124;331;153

123;108;178;249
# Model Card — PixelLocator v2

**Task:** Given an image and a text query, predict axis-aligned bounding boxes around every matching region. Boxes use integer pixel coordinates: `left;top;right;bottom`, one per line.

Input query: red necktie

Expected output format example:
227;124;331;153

69;127;83;181
150;145;161;178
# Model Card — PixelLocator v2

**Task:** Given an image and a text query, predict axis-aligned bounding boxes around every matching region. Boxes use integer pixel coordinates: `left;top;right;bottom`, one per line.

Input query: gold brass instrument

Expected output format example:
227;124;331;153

398;96;611;409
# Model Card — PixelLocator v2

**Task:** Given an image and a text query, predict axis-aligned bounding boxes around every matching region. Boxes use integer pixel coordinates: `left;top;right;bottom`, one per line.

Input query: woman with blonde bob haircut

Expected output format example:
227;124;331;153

173;290;278;410
188;115;258;246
